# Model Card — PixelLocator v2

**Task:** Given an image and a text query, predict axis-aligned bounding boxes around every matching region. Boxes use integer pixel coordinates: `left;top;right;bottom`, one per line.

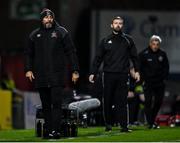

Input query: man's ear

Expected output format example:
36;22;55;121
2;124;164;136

111;24;113;28
149;42;152;47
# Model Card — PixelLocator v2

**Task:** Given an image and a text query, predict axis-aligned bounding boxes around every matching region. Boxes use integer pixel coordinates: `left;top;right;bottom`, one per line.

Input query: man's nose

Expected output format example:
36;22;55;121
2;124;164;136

47;17;52;21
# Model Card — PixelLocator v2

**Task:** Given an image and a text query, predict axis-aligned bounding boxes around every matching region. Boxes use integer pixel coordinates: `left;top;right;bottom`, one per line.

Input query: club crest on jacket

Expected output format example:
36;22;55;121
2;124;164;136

51;32;57;38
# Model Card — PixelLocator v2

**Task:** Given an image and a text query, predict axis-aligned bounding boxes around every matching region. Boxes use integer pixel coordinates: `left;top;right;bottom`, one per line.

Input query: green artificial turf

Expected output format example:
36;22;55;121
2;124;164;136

0;126;180;142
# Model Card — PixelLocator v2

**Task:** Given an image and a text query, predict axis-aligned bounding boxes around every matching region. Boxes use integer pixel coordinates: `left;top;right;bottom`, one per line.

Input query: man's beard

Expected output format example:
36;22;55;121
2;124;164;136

44;22;53;29
113;26;121;33
152;48;159;52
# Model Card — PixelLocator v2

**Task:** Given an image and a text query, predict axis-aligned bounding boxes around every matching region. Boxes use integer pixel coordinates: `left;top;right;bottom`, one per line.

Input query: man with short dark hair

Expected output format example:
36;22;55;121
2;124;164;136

139;35;169;129
89;16;140;132
24;9;79;139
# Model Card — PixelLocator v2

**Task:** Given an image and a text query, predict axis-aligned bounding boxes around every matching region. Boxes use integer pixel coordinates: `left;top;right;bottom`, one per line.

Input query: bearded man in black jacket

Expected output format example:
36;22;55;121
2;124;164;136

24;9;79;139
89;16;140;132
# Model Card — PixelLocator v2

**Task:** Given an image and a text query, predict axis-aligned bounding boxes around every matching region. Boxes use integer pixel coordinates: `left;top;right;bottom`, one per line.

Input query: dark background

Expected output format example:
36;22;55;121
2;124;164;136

0;0;179;91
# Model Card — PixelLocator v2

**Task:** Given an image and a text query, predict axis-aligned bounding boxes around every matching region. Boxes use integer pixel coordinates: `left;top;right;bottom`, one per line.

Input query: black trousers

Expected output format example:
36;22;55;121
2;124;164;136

144;84;165;125
38;86;63;132
128;95;140;124
103;72;128;129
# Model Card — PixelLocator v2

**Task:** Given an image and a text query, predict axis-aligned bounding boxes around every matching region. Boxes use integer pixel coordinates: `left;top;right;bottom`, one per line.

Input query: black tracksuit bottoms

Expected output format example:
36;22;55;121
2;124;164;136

38;86;63;132
103;72;128;128
144;84;165;125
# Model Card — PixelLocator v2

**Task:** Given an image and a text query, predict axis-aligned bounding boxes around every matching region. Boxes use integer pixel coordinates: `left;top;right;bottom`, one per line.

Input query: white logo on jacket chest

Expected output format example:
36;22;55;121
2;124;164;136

51;32;57;38
147;58;153;62
108;40;112;44
158;56;163;62
37;34;41;37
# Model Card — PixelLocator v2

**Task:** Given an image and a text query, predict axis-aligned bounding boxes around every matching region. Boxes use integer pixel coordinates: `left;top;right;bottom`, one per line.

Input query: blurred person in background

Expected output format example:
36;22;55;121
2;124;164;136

128;67;145;126
89;16;140;132
139;35;169;129
24;9;79;139
0;73;16;90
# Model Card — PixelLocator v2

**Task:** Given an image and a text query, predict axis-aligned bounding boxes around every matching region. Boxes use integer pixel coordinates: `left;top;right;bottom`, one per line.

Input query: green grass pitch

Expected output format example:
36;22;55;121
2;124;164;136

0;126;180;142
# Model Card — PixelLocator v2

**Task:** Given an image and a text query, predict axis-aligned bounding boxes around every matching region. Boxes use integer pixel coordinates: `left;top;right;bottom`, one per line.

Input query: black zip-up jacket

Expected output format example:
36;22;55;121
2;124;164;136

24;22;79;88
91;32;139;74
139;47;169;86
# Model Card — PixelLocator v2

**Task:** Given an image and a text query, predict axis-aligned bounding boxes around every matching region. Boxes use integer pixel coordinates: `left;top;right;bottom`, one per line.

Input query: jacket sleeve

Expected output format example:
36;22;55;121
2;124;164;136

91;39;105;75
162;52;169;80
24;35;34;73
62;33;79;72
128;38;140;72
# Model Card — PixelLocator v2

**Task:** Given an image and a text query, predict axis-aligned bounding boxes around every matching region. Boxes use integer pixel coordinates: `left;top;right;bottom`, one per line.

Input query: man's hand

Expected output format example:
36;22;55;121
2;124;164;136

134;72;140;82
25;71;35;82
89;74;95;83
72;71;79;84
128;91;135;98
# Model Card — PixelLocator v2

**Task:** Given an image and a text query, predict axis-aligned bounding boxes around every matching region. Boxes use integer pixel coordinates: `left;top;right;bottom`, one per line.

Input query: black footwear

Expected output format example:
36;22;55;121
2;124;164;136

43;135;51;139
49;131;61;139
148;123;160;129
148;124;153;129
152;123;160;129
42;129;50;139
105;125;112;132
121;128;132;133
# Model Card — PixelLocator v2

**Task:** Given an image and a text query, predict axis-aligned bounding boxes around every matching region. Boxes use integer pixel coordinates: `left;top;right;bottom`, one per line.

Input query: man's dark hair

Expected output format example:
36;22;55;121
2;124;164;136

111;16;124;24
